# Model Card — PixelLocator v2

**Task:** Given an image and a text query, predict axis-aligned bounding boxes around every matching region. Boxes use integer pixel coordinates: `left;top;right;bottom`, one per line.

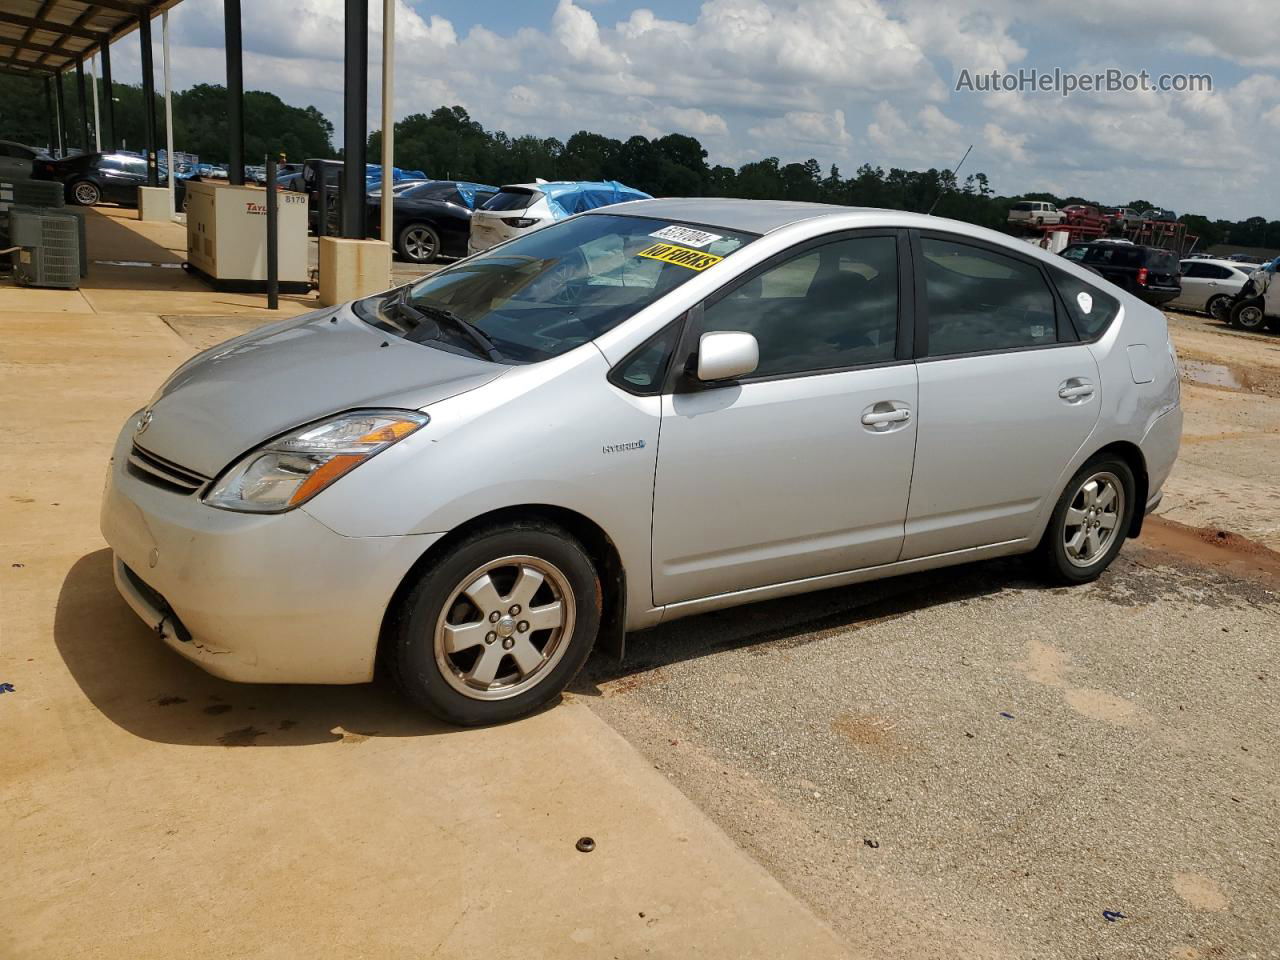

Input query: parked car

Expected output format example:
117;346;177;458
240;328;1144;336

102;199;1181;725
367;179;500;263
1061;204;1103;223
0;138;49;180
1061;242;1181;305
1103;207;1142;229
34;151;186;208
1007;200;1064;227
1168;258;1255;319
1225;258;1280;331
468;180;651;254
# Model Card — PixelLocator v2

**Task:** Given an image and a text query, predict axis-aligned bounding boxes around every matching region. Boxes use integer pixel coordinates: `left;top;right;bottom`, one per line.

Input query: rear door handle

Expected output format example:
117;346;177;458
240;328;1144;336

861;409;911;425
1058;380;1095;401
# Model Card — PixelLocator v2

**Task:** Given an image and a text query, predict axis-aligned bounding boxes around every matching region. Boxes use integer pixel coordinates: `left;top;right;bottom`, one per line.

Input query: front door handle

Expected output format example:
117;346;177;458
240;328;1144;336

861;408;911;426
1058;380;1095;402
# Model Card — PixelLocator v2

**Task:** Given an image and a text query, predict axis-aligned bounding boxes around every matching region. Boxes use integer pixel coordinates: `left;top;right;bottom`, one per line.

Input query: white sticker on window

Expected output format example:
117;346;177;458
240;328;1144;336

1076;291;1093;314
649;225;723;248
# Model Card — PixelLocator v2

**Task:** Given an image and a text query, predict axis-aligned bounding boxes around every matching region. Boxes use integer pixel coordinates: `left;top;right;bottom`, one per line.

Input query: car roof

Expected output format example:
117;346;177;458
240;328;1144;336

598;197;891;235
1184;257;1253;269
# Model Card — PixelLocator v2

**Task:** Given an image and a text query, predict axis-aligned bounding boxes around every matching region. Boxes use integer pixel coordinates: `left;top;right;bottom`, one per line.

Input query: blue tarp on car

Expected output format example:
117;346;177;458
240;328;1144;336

452;181;499;209
365;164;428;185
538;180;652;219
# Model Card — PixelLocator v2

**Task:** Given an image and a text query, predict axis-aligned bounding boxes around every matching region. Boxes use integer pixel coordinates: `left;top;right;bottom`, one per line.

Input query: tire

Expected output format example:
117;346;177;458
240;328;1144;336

386;521;602;726
397;222;441;264
1036;455;1136;584
1231;298;1267;332
70;179;101;206
1206;294;1231;322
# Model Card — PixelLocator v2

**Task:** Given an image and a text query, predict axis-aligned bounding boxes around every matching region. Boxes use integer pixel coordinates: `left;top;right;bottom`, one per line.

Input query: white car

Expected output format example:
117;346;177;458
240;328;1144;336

1169;258;1255;320
1008;201;1064;227
468;181;651;255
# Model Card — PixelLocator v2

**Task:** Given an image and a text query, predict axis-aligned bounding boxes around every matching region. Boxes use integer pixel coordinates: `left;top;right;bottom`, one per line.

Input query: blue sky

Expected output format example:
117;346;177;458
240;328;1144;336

103;0;1279;220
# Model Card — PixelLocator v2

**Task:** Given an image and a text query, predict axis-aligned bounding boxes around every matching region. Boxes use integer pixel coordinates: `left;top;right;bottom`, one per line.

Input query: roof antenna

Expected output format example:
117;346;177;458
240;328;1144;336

927;144;973;216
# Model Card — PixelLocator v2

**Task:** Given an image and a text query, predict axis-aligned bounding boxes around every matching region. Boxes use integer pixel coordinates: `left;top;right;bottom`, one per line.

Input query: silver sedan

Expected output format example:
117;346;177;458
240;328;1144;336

102;199;1182;725
1168;257;1254;319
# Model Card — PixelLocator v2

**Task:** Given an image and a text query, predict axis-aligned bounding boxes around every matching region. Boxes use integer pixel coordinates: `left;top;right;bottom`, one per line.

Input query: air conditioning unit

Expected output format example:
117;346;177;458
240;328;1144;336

0;176;64;209
9;207;81;289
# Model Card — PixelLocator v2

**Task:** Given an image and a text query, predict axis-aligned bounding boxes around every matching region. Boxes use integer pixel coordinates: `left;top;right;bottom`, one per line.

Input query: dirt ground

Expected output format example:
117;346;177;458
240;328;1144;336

584;307;1280;960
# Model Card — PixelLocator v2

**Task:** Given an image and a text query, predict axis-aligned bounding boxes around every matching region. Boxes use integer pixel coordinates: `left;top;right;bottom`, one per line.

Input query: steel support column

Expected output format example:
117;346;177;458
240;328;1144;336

341;0;369;239
380;0;394;248
139;13;159;186
75;59;90;150
224;0;244;185
54;70;66;156
100;40;115;151
90;55;102;151
44;76;56;153
163;10;175;206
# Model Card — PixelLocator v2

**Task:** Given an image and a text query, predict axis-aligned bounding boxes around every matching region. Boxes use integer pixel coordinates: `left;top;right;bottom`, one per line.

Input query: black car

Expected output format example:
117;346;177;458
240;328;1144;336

1061;242;1181;306
34;152;187;208
367;179;500;263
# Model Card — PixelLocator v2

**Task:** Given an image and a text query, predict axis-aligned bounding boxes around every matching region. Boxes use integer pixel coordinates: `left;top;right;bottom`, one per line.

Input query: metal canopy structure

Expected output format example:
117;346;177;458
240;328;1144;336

0;0;182;78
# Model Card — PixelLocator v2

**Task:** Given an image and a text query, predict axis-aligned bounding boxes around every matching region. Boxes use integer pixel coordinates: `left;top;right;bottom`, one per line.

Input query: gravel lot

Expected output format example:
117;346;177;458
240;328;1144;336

582;310;1280;960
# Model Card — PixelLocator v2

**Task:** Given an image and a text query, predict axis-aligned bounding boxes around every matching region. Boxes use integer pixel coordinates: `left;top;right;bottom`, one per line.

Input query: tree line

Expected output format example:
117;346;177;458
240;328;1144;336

1;74;1273;251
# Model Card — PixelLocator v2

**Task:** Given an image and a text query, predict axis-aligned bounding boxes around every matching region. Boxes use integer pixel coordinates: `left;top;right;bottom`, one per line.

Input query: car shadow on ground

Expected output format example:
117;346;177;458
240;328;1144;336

55;549;455;746
578;555;1058;693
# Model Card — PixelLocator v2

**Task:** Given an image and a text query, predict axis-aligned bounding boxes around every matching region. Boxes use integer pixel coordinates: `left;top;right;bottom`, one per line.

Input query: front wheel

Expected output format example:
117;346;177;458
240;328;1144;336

70;179;101;206
1232;298;1267;331
397;223;440;264
1036;456;1136;584
385;522;602;725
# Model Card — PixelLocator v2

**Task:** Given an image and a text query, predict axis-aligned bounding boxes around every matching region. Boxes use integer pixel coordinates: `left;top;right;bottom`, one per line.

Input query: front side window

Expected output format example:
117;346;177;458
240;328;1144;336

921;237;1057;356
1180;262;1211;278
363;214;754;363
697;235;899;378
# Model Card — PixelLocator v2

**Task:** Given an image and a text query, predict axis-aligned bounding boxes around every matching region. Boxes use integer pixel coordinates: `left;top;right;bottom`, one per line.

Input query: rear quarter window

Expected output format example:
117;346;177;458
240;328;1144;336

1049;266;1120;340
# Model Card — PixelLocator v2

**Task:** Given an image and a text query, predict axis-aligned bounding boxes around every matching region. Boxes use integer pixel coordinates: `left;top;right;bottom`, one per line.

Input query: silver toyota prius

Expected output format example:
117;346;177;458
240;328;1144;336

102;199;1182;725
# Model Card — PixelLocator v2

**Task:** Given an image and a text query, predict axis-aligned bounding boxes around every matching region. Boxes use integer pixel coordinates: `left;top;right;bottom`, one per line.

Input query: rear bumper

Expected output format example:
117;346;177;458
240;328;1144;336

100;417;442;684
1139;287;1180;306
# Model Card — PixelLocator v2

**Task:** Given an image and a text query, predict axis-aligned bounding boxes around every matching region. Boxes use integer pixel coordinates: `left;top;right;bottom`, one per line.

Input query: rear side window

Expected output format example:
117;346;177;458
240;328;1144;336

700;234;899;377
1049;266;1120;340
920;238;1057;356
483;190;539;212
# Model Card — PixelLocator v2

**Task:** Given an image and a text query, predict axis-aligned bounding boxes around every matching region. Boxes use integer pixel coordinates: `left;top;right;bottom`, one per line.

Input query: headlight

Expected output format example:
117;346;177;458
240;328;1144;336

204;410;428;513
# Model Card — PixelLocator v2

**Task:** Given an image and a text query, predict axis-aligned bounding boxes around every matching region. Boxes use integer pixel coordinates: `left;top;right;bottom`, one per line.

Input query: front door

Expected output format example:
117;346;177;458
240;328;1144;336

902;233;1101;559
651;232;918;606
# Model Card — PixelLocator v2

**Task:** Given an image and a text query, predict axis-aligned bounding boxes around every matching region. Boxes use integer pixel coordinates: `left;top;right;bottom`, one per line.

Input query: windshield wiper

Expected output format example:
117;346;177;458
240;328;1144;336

410;301;505;362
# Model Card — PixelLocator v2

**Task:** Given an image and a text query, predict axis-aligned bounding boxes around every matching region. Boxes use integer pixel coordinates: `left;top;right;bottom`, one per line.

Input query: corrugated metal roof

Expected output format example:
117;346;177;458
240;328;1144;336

0;0;183;78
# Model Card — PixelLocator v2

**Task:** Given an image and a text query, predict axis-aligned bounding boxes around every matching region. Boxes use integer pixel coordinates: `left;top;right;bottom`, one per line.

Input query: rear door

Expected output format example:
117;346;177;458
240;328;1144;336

902;231;1101;558
651;231;918;605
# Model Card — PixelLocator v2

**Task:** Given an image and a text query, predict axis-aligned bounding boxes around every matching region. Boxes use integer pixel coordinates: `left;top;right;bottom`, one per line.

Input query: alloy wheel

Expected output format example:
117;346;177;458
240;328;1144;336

403;227;437;262
433;555;575;701
1063;471;1125;567
73;181;100;205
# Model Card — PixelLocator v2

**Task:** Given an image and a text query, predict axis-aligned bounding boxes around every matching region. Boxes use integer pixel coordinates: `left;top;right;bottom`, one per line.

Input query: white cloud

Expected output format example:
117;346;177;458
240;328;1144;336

106;0;1280;219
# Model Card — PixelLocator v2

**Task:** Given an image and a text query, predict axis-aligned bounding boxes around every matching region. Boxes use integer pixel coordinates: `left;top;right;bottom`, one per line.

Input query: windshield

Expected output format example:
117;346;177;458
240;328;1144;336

483;190;540;212
363;214;755;363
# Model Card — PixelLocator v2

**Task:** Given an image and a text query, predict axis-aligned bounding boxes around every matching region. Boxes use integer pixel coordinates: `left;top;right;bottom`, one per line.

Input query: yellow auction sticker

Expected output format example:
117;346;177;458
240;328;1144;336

636;242;723;271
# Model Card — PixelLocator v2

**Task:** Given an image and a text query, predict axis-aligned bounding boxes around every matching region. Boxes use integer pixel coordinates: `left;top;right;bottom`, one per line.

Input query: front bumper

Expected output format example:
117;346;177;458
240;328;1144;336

100;417;442;684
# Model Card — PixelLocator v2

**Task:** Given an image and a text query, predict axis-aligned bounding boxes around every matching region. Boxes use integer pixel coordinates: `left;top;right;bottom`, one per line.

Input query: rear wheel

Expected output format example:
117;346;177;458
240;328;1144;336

1037;456;1136;584
386;522;602;726
397;223;440;264
70;179;101;206
1232;298;1267;331
1206;294;1231;322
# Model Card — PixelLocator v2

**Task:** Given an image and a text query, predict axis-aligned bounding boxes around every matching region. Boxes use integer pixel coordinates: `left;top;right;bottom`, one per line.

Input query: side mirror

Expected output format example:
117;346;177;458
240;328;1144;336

696;331;759;382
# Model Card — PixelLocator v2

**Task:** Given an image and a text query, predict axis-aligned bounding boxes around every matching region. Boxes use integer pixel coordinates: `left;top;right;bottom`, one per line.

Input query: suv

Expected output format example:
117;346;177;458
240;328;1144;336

1008;201;1063;227
1062;243;1182;306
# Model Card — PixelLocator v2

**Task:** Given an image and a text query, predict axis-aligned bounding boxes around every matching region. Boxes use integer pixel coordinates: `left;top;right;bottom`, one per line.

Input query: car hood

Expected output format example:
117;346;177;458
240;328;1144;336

136;305;505;477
